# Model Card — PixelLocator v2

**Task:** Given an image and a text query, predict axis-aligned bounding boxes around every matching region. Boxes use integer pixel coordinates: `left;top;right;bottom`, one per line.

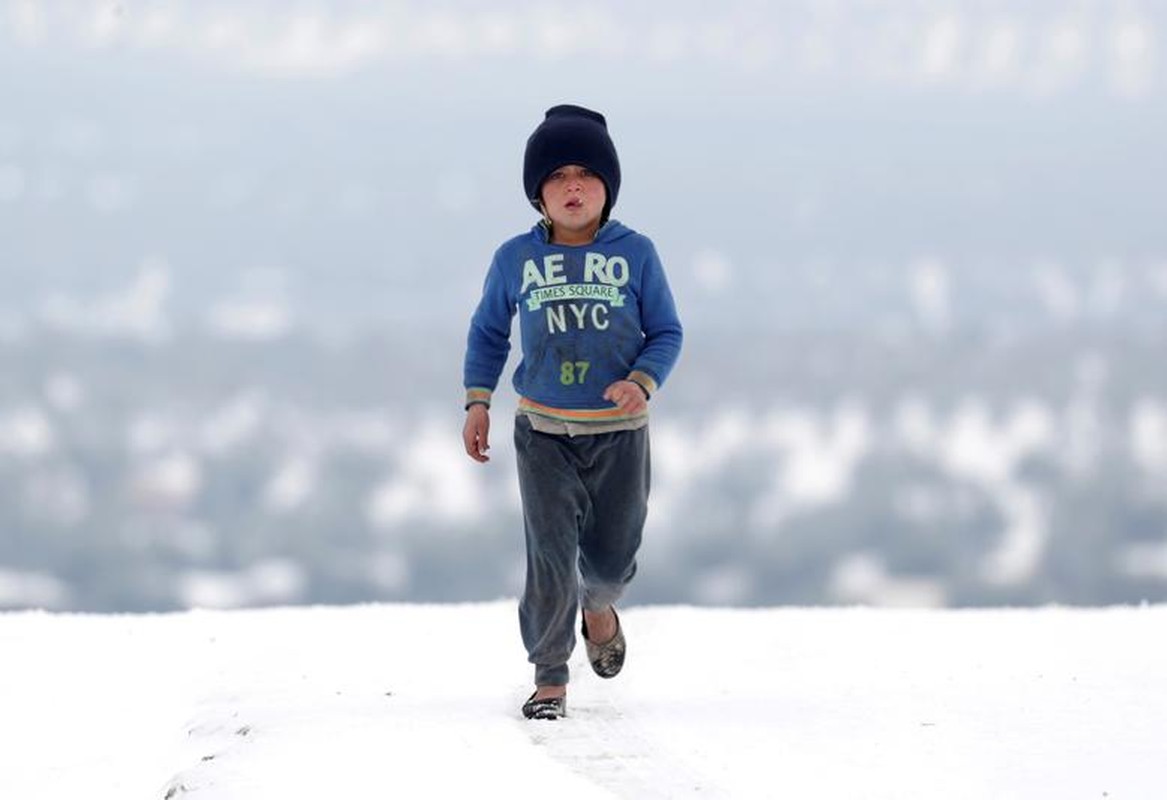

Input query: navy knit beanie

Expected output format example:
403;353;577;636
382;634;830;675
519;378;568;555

523;104;621;220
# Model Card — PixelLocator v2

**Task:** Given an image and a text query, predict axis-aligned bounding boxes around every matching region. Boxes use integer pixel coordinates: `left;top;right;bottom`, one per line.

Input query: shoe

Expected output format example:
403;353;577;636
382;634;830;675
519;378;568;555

522;691;566;720
581;607;626;679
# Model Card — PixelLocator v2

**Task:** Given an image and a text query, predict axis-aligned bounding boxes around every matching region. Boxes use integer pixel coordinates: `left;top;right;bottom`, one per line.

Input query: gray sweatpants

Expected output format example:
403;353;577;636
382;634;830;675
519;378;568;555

513;414;651;686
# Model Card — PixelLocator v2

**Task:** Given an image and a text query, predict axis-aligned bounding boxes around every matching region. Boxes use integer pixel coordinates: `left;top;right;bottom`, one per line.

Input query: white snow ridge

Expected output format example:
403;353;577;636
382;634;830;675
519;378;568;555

1;602;1166;799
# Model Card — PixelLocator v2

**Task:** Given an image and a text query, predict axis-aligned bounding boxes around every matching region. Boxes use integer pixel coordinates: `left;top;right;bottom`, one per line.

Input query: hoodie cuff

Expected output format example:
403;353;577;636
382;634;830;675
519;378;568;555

465;388;493;410
627;371;657;400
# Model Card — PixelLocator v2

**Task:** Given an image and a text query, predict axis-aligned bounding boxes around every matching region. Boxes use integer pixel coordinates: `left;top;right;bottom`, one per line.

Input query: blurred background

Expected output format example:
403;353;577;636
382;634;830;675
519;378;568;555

1;0;1165;611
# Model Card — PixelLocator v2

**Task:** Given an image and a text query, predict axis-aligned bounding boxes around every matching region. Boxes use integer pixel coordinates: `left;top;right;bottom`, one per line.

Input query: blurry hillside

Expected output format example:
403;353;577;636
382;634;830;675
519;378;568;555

1;1;1166;610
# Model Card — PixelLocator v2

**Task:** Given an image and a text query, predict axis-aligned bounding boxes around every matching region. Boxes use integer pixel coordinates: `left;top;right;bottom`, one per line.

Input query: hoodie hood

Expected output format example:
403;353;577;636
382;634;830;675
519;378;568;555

533;218;635;245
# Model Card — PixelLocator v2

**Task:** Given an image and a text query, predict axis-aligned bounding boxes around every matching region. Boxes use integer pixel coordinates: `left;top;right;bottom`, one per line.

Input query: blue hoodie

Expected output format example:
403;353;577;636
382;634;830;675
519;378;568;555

464;220;682;422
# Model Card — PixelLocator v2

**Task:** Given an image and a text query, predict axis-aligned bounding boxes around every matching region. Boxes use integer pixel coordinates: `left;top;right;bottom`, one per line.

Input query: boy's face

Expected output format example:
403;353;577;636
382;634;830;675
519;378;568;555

539;164;607;241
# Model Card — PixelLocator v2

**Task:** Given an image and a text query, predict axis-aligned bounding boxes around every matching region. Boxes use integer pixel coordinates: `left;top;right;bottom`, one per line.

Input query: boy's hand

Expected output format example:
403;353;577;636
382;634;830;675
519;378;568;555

604;380;648;416
463;404;491;462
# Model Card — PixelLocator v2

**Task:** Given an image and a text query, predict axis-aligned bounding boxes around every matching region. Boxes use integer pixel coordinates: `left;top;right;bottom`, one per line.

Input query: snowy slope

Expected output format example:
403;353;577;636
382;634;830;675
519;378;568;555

2;603;1165;799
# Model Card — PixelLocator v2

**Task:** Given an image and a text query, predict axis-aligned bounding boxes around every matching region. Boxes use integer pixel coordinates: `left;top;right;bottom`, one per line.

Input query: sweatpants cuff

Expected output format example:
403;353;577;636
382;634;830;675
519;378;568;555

535;663;569;686
581;581;631;613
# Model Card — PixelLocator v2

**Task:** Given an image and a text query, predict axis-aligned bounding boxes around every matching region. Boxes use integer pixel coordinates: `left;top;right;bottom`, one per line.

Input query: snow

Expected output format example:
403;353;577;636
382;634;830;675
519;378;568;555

2;603;1165;799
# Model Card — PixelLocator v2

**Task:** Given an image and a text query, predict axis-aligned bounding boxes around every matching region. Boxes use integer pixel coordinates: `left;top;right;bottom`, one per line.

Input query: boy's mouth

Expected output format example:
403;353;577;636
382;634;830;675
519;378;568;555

565;198;583;209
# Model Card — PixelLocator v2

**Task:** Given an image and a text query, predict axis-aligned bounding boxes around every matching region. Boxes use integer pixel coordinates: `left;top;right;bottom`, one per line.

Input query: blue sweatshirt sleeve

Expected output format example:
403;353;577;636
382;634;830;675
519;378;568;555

463;250;515;407
629;241;683;396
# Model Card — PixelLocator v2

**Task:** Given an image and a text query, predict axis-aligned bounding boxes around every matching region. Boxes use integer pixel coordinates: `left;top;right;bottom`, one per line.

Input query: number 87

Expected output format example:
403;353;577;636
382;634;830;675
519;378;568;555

560;361;590;385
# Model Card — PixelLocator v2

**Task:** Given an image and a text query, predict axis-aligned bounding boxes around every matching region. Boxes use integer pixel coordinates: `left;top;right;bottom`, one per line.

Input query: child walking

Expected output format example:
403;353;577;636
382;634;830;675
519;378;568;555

461;105;683;719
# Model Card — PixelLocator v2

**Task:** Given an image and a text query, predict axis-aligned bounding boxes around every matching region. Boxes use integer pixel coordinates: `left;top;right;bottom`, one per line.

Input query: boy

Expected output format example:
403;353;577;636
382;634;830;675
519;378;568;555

461;105;683;719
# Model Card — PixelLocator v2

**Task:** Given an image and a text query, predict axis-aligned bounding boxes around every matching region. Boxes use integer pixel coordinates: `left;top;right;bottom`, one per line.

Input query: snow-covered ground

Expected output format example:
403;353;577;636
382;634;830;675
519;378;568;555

2;602;1165;799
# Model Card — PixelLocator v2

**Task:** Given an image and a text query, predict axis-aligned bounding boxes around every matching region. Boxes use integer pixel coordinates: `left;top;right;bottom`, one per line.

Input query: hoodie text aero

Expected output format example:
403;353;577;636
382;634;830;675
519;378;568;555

464;221;683;422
